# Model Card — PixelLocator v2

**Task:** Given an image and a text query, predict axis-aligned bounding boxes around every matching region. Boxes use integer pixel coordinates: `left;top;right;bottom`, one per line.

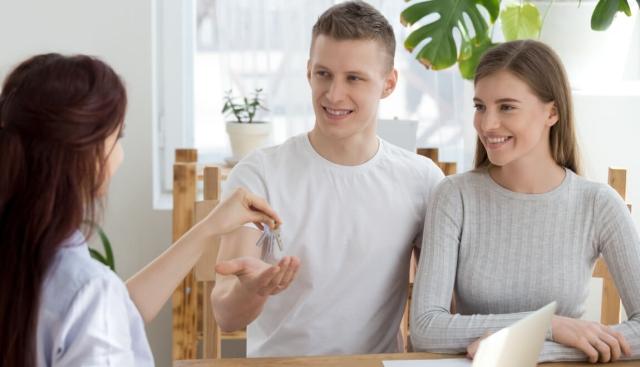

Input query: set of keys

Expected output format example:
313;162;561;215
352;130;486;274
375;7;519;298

255;225;284;263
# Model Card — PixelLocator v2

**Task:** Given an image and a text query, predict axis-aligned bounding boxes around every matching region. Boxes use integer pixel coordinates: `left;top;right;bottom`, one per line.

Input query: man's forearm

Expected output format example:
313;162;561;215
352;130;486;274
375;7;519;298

211;279;269;332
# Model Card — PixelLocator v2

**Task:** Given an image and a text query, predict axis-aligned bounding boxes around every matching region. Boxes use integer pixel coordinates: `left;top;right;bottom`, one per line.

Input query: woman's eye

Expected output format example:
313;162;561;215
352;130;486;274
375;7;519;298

474;103;485;112
501;105;515;111
347;75;361;81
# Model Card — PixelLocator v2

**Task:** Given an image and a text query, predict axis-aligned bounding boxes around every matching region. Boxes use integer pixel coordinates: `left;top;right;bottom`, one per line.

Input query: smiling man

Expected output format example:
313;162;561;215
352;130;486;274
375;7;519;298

211;1;444;357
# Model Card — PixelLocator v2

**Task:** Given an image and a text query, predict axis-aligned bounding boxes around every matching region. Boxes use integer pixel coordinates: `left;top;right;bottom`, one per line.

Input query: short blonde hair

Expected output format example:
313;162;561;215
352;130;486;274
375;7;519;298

311;1;395;70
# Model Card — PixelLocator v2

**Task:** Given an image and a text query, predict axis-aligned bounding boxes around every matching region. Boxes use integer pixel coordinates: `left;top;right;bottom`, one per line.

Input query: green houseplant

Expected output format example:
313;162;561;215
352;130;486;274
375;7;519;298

87;223;116;272
222;88;272;164
222;88;268;124
400;0;639;80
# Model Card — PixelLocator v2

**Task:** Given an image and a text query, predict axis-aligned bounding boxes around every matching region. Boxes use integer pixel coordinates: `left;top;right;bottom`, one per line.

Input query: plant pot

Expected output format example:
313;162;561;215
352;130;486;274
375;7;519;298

535;0;637;89
225;121;272;163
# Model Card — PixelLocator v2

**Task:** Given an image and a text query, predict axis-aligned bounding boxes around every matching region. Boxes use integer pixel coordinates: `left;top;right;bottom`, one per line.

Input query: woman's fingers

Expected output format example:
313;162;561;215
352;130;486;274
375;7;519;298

609;329;632;357
592;338;612;363
599;330;621;361
243;190;282;228
576;337;599;363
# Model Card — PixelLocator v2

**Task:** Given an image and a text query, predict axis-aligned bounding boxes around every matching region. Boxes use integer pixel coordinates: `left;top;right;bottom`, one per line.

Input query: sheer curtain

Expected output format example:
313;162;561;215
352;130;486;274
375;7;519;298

195;0;472;168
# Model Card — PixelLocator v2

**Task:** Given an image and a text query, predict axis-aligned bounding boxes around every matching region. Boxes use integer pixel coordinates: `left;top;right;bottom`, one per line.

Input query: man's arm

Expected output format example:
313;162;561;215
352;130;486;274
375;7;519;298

211;226;300;332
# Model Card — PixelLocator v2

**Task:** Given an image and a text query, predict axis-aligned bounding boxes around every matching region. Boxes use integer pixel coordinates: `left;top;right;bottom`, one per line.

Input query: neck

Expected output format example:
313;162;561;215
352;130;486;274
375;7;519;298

490;156;566;194
308;126;379;166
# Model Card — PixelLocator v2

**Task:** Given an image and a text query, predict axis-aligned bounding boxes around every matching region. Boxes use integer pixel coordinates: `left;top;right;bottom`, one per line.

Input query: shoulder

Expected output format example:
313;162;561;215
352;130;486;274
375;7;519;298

433;169;484;194
40;243;130;330
44;243;122;305
380;140;444;184
567;172;622;207
39;243;141;363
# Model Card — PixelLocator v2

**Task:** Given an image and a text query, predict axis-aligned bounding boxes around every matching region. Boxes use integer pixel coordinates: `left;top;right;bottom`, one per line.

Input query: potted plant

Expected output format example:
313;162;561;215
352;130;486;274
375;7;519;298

222;88;272;164
86;222;116;272
400;0;639;81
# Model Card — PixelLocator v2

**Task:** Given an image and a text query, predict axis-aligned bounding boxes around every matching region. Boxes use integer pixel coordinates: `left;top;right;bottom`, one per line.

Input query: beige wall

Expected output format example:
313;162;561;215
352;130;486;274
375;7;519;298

0;1;173;366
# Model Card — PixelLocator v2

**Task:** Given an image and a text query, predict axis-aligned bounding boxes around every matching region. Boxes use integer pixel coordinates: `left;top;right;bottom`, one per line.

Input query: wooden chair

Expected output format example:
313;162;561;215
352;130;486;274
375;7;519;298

172;149;244;360
417;148;457;176
400;148;458;351
592;167;632;325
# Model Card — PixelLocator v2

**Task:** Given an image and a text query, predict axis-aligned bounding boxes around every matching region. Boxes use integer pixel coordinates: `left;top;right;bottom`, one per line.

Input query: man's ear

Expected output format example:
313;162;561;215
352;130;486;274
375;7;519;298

306;59;312;83
381;68;398;99
547;102;559;127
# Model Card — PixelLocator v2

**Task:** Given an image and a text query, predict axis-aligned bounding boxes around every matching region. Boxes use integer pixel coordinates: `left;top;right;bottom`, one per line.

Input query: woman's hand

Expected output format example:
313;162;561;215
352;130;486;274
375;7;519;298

466;332;491;359
551;315;631;363
206;187;282;236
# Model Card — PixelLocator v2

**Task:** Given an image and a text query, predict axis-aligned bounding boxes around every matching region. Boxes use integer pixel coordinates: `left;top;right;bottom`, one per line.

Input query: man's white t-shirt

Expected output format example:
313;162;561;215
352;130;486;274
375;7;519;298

223;133;443;357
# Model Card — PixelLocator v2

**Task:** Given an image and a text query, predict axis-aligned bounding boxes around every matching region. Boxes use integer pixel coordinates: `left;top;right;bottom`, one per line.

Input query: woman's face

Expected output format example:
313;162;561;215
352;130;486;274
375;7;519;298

473;70;558;169
99;128;124;196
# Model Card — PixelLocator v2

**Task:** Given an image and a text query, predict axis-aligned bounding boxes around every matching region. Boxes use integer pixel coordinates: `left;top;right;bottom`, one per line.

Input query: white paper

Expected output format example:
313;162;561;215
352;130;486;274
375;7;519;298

383;359;472;367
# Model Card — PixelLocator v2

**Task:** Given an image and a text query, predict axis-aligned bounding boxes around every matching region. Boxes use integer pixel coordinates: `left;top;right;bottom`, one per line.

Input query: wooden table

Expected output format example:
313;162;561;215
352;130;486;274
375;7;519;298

174;352;640;366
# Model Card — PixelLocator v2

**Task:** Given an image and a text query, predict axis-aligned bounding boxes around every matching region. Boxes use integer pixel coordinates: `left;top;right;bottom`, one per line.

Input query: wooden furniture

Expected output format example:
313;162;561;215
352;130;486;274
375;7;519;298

399;148;458;350
172;149;240;360
417;147;457;176
174;352;640;367
592;167;632;325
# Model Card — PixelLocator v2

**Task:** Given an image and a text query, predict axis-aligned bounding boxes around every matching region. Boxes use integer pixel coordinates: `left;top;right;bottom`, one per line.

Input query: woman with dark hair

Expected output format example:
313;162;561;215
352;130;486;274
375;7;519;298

0;53;294;366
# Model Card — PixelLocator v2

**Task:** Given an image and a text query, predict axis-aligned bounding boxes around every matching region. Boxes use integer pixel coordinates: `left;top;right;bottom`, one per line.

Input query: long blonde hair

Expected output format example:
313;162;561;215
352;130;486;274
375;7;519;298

473;40;581;174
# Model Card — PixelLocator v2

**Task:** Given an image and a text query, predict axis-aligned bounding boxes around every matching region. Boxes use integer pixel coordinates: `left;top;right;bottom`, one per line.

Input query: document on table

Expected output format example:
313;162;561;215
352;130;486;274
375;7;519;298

383;359;472;367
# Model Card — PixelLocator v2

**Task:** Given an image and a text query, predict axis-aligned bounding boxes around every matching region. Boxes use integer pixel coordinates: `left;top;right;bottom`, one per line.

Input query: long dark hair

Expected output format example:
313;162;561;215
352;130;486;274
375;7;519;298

473;40;581;174
0;53;126;367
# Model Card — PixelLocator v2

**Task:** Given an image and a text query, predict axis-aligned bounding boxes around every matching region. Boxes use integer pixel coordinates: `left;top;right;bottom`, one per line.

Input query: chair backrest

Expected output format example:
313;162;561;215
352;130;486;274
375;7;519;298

592;167;631;325
416;147;457;176
401;148;458;351
172;149;226;360
172;149;199;360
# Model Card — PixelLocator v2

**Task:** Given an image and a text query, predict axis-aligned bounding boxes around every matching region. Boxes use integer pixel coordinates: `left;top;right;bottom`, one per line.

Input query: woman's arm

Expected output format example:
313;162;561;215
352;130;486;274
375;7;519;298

410;179;532;353
125;188;281;323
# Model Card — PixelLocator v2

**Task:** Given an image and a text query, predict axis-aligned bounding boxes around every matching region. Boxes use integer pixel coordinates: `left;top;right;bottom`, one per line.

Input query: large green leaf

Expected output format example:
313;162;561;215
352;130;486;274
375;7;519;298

458;36;497;79
591;0;632;31
500;2;542;41
401;0;499;71
97;226;115;271
85;221;116;272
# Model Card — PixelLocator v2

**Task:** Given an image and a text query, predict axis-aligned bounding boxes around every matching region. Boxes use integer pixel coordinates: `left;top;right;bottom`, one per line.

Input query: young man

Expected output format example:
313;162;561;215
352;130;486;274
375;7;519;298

211;1;444;357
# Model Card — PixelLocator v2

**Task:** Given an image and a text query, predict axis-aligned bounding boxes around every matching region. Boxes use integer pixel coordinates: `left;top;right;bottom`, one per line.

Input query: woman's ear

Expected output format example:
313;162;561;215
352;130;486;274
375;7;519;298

547;102;559;127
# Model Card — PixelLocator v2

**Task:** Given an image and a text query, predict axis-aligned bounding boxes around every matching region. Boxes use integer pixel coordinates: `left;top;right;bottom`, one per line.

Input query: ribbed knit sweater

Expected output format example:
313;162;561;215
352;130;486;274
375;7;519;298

411;168;640;362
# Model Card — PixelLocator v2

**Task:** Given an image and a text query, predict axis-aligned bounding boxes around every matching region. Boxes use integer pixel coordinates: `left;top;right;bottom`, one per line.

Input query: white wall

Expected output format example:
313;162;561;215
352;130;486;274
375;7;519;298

0;1;173;366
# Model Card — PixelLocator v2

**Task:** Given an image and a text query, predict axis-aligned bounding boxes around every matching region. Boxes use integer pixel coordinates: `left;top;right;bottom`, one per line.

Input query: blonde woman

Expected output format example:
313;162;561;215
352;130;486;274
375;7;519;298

410;40;640;363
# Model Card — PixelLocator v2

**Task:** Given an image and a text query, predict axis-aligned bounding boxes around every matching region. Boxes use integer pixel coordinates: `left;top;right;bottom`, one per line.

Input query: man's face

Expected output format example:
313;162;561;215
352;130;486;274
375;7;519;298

307;35;397;141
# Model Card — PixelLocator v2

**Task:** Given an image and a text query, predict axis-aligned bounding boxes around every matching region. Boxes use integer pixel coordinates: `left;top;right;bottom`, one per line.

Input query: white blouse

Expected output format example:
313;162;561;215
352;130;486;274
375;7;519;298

37;231;154;366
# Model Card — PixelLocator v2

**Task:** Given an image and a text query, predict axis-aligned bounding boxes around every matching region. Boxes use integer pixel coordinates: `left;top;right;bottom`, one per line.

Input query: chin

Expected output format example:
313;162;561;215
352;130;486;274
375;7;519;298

487;155;510;167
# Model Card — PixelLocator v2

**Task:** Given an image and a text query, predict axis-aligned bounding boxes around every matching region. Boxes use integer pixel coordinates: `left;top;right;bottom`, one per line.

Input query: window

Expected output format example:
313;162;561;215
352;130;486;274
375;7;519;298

155;0;471;208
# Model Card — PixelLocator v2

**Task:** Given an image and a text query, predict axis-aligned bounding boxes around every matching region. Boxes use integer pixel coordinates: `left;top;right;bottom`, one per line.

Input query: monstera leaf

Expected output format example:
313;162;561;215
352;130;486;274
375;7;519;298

458;35;496;79
401;0;500;77
591;0;633;30
500;1;541;40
